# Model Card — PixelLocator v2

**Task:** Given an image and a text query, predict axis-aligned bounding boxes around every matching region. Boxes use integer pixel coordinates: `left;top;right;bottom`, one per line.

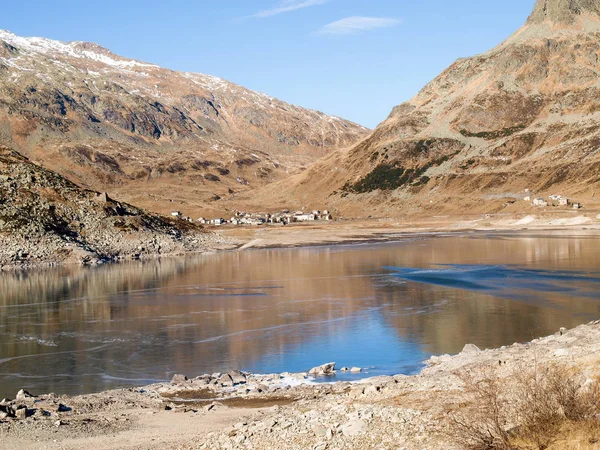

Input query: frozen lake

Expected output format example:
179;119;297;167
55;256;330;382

1;231;599;397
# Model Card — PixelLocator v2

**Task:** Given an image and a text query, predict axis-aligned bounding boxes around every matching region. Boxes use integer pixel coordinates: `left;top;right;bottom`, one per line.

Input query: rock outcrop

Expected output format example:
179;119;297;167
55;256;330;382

527;0;600;25
0;146;223;268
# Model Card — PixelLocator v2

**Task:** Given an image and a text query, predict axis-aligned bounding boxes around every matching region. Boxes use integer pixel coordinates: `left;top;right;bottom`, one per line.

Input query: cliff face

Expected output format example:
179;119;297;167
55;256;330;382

0;30;369;217
252;0;600;217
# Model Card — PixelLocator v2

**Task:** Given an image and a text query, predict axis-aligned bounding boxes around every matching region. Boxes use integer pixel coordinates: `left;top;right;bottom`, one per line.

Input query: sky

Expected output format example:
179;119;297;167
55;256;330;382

1;1;537;128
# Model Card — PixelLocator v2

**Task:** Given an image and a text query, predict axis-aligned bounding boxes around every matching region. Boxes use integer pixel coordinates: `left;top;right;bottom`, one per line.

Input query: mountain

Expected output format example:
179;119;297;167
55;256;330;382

0;30;368;217
250;0;600;217
0;146;224;268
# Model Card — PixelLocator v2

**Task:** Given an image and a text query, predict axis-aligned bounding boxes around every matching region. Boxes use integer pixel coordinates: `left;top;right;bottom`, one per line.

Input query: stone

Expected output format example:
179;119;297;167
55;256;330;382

57;403;71;412
15;407;28;420
204;402;219;412
350;367;362;373
54;419;63;427
559;327;568;335
15;389;34;401
170;374;188;385
340;367;350;372
93;192;111;203
218;374;234;387
309;362;336;376
461;344;481;354
363;385;381;395
228;370;247;385
341;419;367;437
256;384;269;393
312;424;327;437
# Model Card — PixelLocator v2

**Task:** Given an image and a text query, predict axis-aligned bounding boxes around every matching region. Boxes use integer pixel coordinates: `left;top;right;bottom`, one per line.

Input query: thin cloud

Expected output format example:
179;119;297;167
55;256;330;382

318;16;400;35
247;0;330;19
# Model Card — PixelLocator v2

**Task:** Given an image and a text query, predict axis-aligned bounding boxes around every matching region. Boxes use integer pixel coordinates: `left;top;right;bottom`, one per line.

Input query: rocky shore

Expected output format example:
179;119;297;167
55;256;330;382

3;320;600;449
0;147;231;270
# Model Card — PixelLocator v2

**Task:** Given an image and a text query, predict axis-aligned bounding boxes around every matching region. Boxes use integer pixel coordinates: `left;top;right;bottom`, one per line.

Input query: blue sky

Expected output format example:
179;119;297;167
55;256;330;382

2;1;536;128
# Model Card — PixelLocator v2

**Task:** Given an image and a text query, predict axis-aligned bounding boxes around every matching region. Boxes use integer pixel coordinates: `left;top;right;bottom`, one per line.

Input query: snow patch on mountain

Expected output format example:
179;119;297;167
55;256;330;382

0;29;157;69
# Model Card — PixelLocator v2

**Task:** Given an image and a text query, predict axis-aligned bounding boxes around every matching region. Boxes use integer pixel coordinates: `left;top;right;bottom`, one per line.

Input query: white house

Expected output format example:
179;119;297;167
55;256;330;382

295;213;316;222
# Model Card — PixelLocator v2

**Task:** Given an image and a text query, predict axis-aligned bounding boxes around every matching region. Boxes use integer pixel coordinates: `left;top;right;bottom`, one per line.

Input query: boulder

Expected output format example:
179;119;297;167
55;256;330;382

341;419;367;437
309;362;336;376
15;407;28;420
363;385;381;396
218;373;234;387
350;367;362;373
190;376;211;387
255;384;269;393
93;192;111;203
15;389;34;401
461;344;481;354
170;374;188;385
228;370;247;385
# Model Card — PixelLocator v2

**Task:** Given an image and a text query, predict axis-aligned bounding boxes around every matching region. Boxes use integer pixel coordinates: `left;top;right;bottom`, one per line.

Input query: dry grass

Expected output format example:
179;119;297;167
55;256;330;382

448;363;600;450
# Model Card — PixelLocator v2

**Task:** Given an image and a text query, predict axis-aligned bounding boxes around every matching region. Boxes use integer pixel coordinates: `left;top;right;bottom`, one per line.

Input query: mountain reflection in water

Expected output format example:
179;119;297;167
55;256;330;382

1;231;599;397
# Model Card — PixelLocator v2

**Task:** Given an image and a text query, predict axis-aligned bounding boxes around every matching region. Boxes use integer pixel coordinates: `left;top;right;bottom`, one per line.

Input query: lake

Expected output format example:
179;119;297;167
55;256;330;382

1;231;599;397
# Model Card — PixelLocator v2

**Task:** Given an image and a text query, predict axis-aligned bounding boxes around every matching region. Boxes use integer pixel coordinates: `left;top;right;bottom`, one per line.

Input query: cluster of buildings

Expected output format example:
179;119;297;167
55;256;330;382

524;193;581;209
172;210;333;226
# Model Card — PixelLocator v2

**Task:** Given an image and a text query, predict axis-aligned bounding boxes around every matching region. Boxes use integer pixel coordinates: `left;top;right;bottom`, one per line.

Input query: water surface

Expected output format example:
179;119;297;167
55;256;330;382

1;231;599;397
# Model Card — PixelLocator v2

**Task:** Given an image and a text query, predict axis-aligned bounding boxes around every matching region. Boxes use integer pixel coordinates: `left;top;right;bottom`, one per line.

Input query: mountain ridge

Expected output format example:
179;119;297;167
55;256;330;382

242;0;600;218
527;0;600;25
0;29;368;217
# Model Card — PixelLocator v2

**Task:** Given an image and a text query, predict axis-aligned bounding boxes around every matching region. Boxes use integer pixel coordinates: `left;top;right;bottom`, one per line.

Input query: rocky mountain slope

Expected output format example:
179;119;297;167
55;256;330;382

0;146;225;269
249;0;600;217
0;30;368;218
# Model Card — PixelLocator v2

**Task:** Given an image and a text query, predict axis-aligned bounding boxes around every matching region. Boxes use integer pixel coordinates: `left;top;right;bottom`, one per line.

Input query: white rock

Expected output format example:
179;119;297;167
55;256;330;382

309;362;336;376
342;419;367;437
554;348;569;357
15;389;34;401
461;343;481;354
350;367;362;373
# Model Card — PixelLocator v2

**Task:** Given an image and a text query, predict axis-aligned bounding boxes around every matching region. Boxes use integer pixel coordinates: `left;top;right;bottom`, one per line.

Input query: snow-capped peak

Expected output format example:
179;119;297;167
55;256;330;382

0;29;157;69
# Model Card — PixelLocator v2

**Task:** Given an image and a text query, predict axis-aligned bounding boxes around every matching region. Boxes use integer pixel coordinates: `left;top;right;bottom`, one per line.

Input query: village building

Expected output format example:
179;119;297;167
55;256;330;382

532;198;548;207
171;211;182;217
295;212;316;222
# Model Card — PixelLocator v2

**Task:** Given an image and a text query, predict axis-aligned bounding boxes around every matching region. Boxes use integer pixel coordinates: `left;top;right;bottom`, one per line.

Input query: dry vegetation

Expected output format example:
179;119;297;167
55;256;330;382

449;362;600;450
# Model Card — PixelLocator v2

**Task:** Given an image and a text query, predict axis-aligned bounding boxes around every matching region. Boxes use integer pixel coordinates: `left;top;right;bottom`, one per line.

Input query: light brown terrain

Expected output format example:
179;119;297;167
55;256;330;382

0;29;368;219
242;0;600;219
0;146;229;269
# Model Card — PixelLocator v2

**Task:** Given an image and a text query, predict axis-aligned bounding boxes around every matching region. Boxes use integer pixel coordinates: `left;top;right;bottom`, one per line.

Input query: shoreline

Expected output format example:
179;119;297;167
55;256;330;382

2;320;600;449
2;211;599;271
